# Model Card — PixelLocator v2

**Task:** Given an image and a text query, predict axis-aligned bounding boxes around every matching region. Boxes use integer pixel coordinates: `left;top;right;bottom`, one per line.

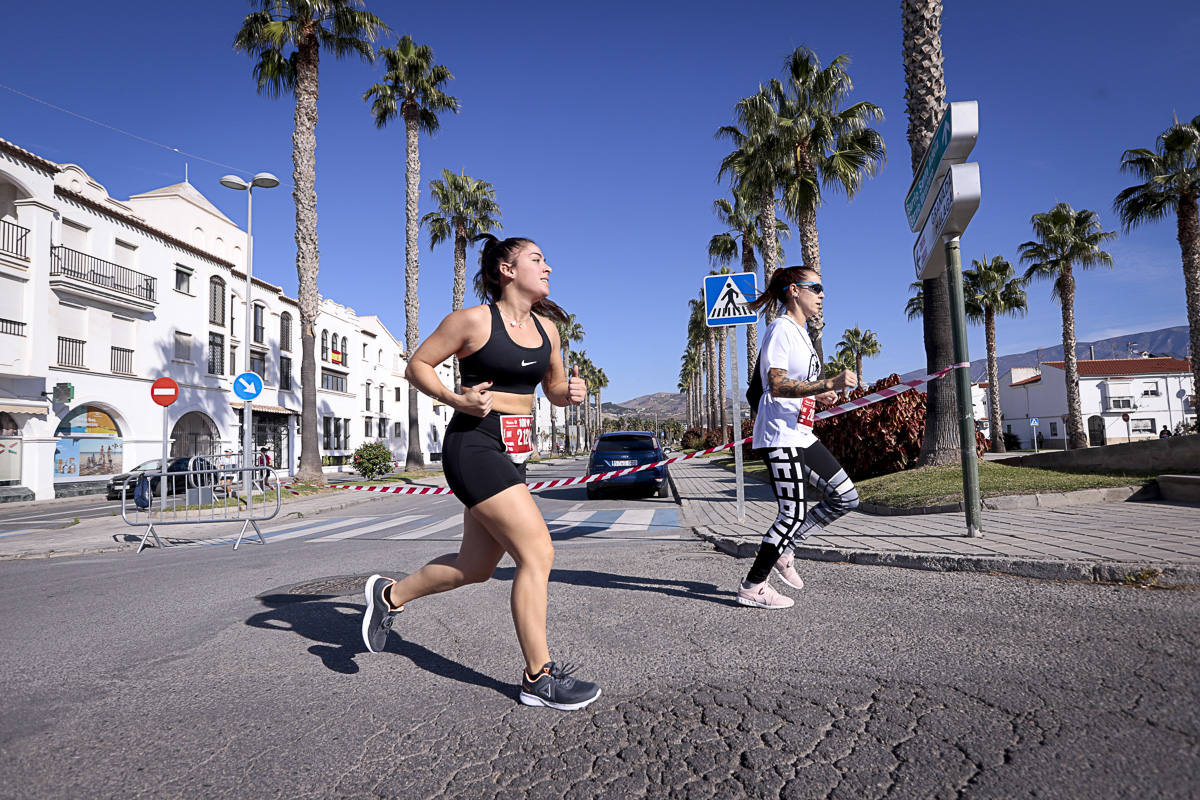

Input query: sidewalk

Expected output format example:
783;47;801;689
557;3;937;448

0;483;410;560
672;457;1200;588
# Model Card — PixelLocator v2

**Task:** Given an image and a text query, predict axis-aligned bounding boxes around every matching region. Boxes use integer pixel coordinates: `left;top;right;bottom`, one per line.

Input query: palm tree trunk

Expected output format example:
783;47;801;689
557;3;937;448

700;331;710;431
985;307;1005;453
1058;265;1087;449
561;343;572;451
293;32;322;483
718;328;728;434
903;0;958;467
741;233;758;367
759;187;779;322
796;148;825;363
403;107;424;471
550;404;558;455
855;353;863;388
1178;193;1200;422
451;226;467;391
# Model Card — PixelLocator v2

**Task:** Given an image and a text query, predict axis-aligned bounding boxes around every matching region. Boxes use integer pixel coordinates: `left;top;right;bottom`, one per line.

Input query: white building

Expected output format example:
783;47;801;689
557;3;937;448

997;357;1196;449
0;136;464;501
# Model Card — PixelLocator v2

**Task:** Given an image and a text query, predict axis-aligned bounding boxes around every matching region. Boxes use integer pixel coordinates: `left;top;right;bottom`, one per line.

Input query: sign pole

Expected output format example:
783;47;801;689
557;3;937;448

729;325;744;521
944;236;982;537
160;404;168;518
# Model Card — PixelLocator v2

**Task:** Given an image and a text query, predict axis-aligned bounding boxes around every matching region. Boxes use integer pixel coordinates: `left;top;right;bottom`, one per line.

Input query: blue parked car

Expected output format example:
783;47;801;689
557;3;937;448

586;431;669;499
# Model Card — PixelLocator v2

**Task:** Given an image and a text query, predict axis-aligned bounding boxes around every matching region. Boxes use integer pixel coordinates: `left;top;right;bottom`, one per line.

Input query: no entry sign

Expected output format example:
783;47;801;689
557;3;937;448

151;377;180;407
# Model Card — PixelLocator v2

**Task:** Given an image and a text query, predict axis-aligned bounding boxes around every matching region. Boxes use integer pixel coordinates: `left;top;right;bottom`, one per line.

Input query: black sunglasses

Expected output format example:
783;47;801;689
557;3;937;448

791;281;824;295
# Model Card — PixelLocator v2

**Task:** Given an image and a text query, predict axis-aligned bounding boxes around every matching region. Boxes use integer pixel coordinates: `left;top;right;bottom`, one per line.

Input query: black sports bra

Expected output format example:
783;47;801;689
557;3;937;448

459;304;552;394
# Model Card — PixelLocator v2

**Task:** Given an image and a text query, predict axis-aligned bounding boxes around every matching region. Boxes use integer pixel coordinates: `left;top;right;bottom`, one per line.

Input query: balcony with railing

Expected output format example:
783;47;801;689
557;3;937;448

0;318;25;336
111;346;133;375
50;245;157;303
57;337;85;368
1;219;29;260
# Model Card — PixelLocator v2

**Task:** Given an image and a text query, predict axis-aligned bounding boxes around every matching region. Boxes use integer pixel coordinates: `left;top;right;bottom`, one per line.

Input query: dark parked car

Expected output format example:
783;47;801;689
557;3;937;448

106;457;218;500
586;431;669;499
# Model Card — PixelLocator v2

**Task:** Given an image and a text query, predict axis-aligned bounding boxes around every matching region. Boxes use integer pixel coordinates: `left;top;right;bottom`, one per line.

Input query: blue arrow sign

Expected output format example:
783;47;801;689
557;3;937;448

233;371;263;401
704;272;757;327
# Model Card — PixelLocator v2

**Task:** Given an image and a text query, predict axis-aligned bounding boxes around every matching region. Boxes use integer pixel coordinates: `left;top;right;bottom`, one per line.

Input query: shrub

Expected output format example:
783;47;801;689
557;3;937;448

681;427;704;450
703;428;723;449
814;374;987;481
352;441;394;480
1002;430;1022;451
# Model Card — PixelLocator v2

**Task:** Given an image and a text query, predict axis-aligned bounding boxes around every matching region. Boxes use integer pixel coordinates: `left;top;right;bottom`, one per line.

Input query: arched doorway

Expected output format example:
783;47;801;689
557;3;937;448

53;404;123;480
1087;415;1106;446
170;411;219;457
0;412;20;487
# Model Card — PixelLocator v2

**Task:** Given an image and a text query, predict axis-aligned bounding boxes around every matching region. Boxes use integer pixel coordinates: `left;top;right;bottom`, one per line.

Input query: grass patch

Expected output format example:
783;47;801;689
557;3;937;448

710;455;1153;509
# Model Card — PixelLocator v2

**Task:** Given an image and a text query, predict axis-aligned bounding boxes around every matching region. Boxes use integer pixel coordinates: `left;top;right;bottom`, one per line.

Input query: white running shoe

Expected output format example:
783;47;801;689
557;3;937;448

772;552;805;590
736;580;794;609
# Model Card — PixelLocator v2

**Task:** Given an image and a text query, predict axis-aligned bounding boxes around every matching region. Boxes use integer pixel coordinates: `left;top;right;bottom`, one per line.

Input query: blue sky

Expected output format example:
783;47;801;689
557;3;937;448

2;0;1196;403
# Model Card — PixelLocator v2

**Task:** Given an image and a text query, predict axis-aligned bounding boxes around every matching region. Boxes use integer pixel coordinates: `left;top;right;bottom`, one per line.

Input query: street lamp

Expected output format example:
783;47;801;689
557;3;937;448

219;172;278;487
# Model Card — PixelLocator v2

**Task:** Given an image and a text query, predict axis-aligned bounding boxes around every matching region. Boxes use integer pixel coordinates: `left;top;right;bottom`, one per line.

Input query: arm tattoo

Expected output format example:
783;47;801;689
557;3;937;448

767;368;828;399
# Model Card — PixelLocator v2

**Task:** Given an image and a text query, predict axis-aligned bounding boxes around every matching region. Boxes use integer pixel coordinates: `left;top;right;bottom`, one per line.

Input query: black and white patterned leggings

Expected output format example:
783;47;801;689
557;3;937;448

745;442;860;584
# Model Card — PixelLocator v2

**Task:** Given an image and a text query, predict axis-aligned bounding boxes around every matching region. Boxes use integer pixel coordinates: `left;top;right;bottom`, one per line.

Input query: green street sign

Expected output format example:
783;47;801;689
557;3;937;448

904;101;979;232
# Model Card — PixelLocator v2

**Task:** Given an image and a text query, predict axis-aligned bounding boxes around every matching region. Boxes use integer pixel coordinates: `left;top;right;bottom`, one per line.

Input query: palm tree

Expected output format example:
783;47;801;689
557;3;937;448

234;0;385;482
904;280;924;321
1019;203;1116;449
836;326;881;387
901;0;958;467
708;190;790;366
686;295;711;429
365;34;459;470
1114;115;1200;405
774;47;885;362
718;88;790;323
421;169;502;389
555;314;584;451
822;348;856;401
593;365;609;444
962;255;1027;453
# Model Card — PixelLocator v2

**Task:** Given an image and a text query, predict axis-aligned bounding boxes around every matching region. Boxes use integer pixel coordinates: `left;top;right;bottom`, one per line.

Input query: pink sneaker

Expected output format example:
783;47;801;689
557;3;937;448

736;580;794;609
772;553;805;590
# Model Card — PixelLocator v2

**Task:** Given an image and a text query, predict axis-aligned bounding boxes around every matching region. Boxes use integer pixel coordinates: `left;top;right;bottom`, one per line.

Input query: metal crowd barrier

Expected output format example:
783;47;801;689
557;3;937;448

119;464;281;553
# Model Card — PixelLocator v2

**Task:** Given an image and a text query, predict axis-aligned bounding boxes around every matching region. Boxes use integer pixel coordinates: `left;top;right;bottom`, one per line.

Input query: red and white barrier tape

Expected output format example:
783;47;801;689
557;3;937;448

285;362;967;497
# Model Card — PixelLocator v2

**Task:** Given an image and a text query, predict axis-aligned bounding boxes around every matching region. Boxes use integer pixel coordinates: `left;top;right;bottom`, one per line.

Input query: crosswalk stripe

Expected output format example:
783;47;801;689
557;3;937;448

267;517;373;542
308;514;428;542
388;514;462;540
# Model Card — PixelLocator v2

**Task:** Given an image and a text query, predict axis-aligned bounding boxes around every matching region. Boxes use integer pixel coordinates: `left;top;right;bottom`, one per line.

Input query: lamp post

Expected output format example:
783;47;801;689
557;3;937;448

219;172;278;489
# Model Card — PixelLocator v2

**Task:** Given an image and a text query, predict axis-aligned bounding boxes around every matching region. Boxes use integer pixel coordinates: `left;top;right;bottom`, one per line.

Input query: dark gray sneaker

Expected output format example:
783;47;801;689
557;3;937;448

519;662;601;710
362;574;400;653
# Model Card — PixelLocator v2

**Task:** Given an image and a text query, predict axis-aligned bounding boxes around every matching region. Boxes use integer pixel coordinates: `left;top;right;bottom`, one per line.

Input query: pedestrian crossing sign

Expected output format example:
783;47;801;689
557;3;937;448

704;272;758;327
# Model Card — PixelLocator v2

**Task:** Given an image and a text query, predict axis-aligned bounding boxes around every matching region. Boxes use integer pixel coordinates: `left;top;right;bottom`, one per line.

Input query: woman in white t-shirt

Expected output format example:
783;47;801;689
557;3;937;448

738;265;860;609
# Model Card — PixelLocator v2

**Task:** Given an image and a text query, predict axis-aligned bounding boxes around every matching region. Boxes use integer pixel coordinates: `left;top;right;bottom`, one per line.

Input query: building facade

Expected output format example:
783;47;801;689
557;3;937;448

0;136;470;500
997;357;1196;449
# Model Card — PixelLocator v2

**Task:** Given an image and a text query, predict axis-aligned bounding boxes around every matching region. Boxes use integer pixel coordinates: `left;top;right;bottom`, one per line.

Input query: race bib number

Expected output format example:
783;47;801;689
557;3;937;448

797;397;815;428
499;415;534;464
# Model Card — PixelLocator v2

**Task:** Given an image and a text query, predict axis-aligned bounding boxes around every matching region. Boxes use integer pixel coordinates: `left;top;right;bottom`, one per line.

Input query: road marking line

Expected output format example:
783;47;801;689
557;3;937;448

267;517;373;542
309;514;427;542
388;515;461;540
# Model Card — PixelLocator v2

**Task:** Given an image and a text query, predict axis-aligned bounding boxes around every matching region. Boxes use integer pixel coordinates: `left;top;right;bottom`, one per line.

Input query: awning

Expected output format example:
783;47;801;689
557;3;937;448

230;401;300;415
0;400;49;415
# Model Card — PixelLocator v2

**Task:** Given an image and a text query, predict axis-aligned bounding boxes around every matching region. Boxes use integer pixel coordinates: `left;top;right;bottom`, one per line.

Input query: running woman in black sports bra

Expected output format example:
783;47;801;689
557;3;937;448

361;235;601;711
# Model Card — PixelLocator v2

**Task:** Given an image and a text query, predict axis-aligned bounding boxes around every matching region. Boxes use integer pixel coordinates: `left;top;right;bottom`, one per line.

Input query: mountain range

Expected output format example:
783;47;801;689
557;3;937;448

608;325;1190;419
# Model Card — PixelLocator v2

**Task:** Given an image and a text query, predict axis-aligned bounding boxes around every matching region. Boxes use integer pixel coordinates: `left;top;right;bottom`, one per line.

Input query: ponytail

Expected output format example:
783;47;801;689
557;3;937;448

473;233;568;323
747;265;815;314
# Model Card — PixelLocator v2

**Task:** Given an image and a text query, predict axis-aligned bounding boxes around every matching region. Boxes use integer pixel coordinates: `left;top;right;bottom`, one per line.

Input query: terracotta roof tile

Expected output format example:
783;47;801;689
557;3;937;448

1042;357;1191;376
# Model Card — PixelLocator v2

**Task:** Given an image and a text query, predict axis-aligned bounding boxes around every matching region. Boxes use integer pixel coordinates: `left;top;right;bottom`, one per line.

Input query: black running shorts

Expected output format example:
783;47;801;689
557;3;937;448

443;411;529;508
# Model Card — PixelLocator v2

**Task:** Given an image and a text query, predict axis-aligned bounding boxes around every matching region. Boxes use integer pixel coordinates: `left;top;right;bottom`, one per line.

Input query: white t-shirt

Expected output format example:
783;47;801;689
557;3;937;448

752;315;821;448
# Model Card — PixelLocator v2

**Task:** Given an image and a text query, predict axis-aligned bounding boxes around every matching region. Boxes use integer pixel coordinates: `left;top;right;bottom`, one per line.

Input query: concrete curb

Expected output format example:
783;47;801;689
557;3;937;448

690;526;1200;588
852;486;1142;516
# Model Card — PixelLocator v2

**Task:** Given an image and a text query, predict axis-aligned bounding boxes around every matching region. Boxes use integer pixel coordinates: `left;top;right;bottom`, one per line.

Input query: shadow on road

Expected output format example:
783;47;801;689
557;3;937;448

492;566;736;607
245;593;517;700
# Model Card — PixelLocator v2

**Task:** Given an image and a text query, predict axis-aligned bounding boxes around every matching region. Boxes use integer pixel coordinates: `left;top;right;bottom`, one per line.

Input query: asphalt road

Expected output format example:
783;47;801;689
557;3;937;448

1;461;1196;799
